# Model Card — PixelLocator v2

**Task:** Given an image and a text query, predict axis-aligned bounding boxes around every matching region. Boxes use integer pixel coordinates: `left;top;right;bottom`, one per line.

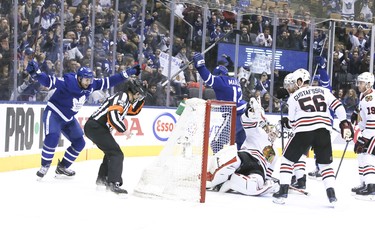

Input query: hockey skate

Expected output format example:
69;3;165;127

107;182;128;197
272;184;289;204
308;168;322;180
355;184;375;201
96;176;108;191
326;187;337;205
55;159;76;178
36;164;50;180
351;182;366;195
291;175;306;190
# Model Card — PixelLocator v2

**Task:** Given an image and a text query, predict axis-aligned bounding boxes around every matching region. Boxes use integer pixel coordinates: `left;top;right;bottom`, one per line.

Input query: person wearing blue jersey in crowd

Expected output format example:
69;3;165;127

193;52;247;152
26;60;141;179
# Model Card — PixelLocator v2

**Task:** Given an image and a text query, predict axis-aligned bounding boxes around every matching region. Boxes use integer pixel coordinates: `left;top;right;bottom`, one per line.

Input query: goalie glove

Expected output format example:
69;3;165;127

339;120;354;142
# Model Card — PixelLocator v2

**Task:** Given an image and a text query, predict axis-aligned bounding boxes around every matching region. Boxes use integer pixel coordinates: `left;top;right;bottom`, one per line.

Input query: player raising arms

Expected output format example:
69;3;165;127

192;52;247;151
351;72;375;200
273;68;353;205
84;79;146;195
26;60;141;179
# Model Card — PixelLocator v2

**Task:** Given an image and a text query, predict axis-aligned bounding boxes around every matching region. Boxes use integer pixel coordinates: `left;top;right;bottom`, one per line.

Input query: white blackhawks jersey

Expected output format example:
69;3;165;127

358;89;375;139
241;97;270;151
287;85;347;133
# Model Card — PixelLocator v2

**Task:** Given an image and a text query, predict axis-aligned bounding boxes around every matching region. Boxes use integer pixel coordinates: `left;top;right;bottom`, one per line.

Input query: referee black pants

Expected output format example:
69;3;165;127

84;119;124;185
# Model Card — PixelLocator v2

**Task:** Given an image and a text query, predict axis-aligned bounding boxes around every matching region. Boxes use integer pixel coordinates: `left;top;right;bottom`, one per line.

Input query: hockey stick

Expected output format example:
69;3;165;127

32;2;46;50
169;29;241;81
335;140;349;179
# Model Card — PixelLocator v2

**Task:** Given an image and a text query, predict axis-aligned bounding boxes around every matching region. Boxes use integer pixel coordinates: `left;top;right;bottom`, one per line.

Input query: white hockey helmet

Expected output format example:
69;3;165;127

357;72;374;87
293;68;310;86
283;73;294;88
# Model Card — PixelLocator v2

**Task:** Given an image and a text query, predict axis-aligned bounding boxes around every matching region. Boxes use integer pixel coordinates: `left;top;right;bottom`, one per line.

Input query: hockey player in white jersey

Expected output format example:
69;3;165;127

351;72;375;200
273;68;354;205
241;96;279;178
205;98;279;196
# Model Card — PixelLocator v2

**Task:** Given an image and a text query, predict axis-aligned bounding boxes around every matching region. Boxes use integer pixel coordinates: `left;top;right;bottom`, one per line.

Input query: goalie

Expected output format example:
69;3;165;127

206;145;279;196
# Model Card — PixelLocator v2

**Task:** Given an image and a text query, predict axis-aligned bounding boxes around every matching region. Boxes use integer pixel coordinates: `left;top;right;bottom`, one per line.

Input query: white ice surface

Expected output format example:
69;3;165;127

0;157;373;230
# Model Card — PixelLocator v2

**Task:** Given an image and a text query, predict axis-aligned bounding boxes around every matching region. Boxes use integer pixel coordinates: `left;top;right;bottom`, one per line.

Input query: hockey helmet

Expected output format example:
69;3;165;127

125;78;146;100
77;67;94;79
293;68;310;86
283;73;294;88
357;72;374;87
212;65;228;76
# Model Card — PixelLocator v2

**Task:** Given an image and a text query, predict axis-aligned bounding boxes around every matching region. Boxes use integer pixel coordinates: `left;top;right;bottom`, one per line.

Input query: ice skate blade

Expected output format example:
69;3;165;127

307;176;322;181
355;194;375;201
272;197;286;205
107;190;128;199
54;174;75;179
96;185;107;192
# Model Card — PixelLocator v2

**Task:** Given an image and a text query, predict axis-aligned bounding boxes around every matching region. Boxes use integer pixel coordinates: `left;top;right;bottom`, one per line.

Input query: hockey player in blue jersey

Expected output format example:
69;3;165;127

26;60;141;179
192;52;247;152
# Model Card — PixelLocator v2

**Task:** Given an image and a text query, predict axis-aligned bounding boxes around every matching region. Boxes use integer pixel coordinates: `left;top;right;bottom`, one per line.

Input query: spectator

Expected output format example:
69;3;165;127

0;65;11;100
255;72;271;96
255;27;272;47
144;83;158;106
277;30;291;48
342;88;358;114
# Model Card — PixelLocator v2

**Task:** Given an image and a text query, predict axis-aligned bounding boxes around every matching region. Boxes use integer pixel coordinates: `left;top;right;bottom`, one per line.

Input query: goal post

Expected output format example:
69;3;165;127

133;98;237;203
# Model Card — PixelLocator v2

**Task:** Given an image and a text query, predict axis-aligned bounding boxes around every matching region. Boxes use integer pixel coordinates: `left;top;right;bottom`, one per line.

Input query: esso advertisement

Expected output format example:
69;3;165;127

153;112;177;141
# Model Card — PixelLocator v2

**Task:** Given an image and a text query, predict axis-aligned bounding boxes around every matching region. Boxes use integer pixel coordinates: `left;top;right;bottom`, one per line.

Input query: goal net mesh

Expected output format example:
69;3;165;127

133;98;236;202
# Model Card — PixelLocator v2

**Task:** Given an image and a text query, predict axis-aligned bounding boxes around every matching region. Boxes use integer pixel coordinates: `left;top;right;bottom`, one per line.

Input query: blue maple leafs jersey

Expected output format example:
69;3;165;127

35;72;126;121
197;67;247;115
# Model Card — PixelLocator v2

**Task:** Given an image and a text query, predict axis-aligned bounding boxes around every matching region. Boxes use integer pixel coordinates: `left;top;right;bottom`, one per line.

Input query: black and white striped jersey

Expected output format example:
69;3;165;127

90;91;144;132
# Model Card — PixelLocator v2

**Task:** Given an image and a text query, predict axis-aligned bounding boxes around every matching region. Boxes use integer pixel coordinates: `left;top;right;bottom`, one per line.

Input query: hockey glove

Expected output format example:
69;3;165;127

339;120;354;142
123;64;141;78
315;56;327;69
26;60;41;79
350;108;359;125
354;136;370;154
280;117;292;129
193;53;205;69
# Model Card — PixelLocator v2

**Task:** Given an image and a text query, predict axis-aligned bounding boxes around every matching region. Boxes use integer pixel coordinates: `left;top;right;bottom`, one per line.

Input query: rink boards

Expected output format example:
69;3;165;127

0;102;356;172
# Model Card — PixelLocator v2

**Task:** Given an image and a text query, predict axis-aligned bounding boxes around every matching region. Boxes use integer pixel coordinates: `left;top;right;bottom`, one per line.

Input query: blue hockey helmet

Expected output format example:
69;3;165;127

212;65;228;76
77;67;94;79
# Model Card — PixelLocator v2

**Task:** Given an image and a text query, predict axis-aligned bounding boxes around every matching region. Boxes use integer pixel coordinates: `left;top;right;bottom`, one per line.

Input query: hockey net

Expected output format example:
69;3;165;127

133;98;236;203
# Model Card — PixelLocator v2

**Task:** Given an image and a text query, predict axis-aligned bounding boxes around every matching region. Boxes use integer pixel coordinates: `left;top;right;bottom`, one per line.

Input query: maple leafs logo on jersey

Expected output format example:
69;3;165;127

365;95;373;102
72;96;86;112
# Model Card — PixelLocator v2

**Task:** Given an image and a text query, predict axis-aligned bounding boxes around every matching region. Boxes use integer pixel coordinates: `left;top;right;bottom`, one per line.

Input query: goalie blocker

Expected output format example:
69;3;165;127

207;145;279;196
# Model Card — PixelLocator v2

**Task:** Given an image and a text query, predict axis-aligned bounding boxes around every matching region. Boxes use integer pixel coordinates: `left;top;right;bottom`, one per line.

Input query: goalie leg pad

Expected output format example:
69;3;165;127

206;156;241;189
219;173;266;195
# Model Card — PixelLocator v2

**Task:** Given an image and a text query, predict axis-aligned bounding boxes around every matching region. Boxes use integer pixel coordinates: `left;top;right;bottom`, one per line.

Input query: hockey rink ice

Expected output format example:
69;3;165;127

0;156;373;230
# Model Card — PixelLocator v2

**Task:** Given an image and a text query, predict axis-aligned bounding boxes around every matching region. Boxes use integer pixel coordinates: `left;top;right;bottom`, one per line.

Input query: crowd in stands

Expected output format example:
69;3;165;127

0;0;373;115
